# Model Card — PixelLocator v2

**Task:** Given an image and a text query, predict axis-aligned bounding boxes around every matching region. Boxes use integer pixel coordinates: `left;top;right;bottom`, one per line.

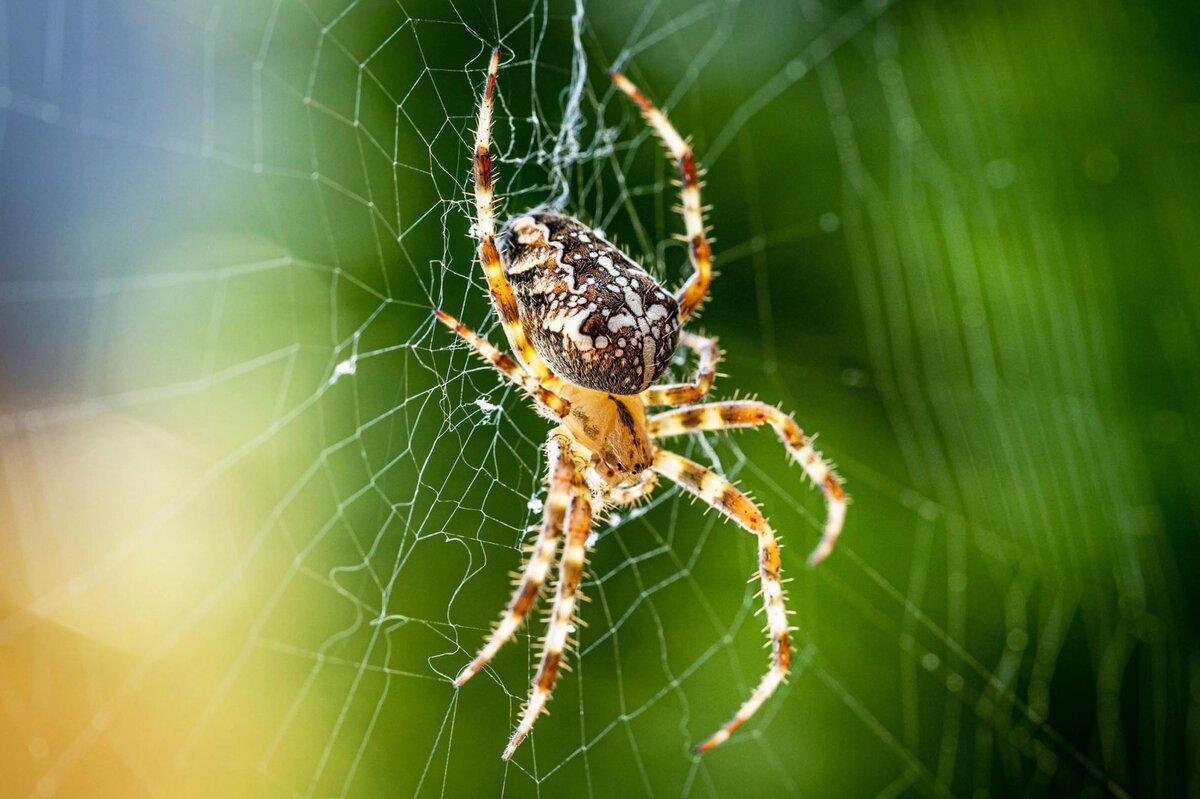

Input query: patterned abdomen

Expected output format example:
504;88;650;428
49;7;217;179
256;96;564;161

500;211;680;395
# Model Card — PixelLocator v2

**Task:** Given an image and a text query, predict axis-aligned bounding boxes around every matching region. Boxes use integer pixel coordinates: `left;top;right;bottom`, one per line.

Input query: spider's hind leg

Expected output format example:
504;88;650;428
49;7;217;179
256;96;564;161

455;432;575;686
651;449;792;754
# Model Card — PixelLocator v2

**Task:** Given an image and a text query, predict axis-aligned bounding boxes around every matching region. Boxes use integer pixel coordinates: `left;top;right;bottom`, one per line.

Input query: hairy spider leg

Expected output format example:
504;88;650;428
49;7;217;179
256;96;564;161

642;330;721;406
434;310;571;418
504;474;594;759
473;49;552;378
649;400;847;566
650;450;792;754
455;433;575;686
611;72;712;322
605;468;659;505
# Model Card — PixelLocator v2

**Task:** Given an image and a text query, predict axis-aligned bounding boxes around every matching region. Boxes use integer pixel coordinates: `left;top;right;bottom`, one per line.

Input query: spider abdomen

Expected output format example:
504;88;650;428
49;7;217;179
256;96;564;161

500;211;680;395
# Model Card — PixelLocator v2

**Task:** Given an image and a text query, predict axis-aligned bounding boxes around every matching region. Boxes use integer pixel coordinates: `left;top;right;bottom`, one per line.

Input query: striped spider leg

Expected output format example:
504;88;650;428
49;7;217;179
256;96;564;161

473;49;552;379
642;330;721;407
437;310;599;760
446;420;596;762
504;470;593;758
612;71;713;322
649;450;792;753
646;403;846;753
433;310;571;418
453;432;575;687
649;401;847;567
604;468;659;506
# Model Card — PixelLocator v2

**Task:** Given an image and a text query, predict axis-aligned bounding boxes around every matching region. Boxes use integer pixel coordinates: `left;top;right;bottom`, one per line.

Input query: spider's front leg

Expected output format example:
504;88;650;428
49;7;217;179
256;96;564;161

611;72;713;322
651;450;792;753
472;49;551;378
504;470;594;759
455;432;575;686
649;400;847;566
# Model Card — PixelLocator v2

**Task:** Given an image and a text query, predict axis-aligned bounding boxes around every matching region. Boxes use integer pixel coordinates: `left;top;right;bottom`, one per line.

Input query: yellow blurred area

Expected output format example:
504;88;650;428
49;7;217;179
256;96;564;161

0;222;338;796
0;413;283;798
2;414;233;649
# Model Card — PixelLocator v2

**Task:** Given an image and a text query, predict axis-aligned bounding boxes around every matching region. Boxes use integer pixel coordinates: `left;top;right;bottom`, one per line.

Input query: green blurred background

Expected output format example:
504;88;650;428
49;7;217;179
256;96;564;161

0;0;1197;796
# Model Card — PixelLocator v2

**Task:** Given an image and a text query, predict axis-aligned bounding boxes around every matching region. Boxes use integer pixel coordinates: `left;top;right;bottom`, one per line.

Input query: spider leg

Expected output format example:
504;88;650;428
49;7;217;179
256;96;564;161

605;469;659;506
642;330;720;406
650;449;791;754
503;470;593;760
455;432;575;686
434;310;571;418
611;71;712;322
473;49;551;378
648;400;847;566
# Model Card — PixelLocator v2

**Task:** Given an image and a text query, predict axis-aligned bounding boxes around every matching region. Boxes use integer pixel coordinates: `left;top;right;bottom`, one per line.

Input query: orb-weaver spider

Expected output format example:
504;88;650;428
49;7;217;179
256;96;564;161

437;50;846;758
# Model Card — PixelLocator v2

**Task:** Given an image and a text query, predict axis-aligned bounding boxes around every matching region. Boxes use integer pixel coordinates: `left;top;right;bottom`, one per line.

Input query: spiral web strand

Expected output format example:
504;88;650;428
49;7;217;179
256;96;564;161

0;1;1186;797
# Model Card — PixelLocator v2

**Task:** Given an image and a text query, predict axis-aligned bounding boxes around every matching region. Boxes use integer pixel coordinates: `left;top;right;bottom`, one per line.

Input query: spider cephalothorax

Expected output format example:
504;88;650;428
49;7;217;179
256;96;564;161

436;49;848;760
500;211;681;395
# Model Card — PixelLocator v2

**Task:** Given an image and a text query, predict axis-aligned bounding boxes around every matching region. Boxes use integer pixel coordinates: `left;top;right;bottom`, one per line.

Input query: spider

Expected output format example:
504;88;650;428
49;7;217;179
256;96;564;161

436;49;847;759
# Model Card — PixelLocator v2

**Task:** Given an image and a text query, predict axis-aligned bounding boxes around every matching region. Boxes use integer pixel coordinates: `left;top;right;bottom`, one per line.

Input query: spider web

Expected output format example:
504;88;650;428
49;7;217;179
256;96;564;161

0;0;1194;796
